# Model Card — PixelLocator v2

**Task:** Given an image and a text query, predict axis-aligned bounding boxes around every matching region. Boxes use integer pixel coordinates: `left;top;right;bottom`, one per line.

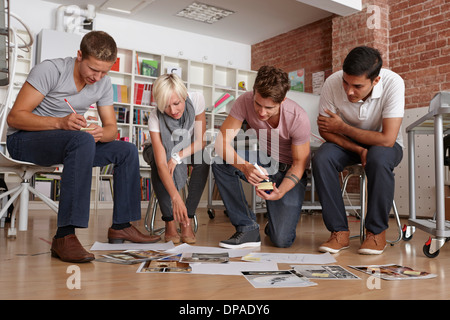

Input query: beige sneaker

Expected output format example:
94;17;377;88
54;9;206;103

319;231;350;253
358;231;386;255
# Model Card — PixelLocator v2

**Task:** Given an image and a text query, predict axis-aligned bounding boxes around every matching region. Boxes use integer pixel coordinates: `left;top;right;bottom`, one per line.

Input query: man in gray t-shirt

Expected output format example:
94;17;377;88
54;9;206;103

6;31;160;263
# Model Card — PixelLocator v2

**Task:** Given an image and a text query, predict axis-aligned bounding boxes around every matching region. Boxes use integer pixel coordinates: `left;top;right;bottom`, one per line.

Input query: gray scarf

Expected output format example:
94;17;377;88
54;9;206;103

157;97;195;190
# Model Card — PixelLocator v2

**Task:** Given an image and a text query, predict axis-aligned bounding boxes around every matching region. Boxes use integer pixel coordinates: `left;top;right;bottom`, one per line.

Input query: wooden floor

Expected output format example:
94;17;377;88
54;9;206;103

1;207;450;301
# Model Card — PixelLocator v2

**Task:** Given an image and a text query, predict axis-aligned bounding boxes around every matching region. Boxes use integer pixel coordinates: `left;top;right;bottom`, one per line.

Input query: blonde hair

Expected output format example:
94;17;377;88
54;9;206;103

153;74;188;113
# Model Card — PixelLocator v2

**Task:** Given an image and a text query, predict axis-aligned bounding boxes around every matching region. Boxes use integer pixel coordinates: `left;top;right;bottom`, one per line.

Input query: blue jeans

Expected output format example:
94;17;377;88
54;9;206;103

312;142;403;234
212;151;307;248
7;130;142;228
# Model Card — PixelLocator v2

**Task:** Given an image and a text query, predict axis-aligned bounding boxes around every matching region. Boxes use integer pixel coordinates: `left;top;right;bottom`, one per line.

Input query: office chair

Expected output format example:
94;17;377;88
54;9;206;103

342;164;402;245
0;26;59;238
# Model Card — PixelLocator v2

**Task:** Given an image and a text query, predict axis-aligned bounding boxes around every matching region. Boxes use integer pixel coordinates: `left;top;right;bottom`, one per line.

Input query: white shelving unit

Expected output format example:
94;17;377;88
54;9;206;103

109;47;257;169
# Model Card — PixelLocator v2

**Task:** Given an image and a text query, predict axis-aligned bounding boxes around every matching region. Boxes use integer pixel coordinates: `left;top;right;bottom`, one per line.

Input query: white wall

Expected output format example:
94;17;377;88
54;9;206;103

10;0;252;70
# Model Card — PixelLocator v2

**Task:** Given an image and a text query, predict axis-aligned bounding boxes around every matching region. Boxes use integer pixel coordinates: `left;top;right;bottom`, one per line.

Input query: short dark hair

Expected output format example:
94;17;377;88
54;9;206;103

80;31;117;62
343;46;382;82
253;66;290;104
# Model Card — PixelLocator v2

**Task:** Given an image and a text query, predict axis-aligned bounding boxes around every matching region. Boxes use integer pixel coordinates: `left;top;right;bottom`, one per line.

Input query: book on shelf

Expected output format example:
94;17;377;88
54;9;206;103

33;174;61;201
140;176;151;201
114;106;129;124
111;57;120;72
97;166;150;201
100;164;114;175
99;178;113;201
133;108;150;125
141;59;159;77
112;84;128;103
135;52;140;75
133;127;149;150
205;113;227;130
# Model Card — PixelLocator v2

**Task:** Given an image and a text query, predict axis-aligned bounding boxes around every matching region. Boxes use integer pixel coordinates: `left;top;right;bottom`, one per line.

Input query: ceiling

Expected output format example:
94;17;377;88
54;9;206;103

44;0;361;45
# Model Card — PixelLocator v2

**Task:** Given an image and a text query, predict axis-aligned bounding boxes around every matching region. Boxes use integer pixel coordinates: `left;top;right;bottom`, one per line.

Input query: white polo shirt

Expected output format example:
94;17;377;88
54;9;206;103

319;68;405;148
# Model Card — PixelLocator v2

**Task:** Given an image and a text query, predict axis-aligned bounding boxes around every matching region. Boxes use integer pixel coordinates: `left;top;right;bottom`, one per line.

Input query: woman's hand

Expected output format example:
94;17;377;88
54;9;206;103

172;193;189;227
167;158;177;176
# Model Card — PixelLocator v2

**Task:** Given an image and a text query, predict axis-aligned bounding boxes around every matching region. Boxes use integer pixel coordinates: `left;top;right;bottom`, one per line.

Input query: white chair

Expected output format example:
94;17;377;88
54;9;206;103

342;164;402;245
0;26;59;238
0;154;59;237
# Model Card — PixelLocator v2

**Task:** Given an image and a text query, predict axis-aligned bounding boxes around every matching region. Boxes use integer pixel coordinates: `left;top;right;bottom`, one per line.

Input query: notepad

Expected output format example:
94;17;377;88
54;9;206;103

257;182;273;190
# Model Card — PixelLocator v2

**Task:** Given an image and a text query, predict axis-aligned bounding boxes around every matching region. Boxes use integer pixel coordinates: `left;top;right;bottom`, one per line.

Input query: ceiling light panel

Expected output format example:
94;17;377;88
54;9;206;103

100;0;155;15
176;2;234;24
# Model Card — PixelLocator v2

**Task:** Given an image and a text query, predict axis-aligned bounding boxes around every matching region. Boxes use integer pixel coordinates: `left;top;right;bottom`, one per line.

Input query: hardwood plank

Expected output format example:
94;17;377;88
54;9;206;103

1;208;449;301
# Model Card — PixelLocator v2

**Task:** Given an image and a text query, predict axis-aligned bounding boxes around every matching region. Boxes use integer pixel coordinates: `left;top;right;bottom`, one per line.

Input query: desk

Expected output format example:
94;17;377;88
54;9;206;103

406;92;450;258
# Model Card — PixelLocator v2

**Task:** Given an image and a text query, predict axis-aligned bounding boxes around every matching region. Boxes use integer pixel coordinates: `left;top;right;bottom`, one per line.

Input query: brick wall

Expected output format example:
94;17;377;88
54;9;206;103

251;0;449;109
332;0;390;72
251;16;333;93
390;0;450;109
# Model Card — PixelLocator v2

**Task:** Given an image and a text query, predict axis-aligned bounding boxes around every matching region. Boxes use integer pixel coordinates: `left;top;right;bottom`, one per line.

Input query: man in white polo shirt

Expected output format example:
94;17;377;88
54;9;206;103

312;46;405;255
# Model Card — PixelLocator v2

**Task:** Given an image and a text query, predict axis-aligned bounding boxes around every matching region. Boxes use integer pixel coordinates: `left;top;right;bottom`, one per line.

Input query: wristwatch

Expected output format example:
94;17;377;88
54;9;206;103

171;152;182;164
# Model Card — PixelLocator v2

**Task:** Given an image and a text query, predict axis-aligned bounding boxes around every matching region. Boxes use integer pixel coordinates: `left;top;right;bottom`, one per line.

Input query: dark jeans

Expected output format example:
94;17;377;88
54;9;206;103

312;142;403;234
212;151;307;248
7;130;142;228
148;150;209;221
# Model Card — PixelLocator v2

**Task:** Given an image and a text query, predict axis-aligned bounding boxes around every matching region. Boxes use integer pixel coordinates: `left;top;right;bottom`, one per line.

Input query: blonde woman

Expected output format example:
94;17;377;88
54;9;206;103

143;74;209;243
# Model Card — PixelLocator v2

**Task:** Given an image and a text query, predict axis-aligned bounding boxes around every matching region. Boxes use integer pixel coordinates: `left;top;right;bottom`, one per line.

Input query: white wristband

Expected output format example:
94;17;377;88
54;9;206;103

171;152;182;164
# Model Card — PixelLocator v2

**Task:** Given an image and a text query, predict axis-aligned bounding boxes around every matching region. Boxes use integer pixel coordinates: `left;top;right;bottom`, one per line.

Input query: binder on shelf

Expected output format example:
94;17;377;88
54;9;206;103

134;83;153;106
141;83;152;106
134;83;144;105
213;93;234;113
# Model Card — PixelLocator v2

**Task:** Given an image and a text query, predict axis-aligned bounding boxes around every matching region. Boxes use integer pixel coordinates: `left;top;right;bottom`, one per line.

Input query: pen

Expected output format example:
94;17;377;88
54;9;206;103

253;163;269;182
64;99;77;114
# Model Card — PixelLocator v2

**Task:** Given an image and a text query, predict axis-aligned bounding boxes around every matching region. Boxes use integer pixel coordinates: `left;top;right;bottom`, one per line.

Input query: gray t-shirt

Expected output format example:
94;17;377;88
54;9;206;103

7;57;113;135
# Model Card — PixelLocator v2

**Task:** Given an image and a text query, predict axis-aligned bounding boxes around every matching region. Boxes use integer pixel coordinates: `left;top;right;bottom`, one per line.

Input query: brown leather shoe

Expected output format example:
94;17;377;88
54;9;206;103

318;231;350;254
51;234;95;263
108;225;161;244
358;230;386;255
